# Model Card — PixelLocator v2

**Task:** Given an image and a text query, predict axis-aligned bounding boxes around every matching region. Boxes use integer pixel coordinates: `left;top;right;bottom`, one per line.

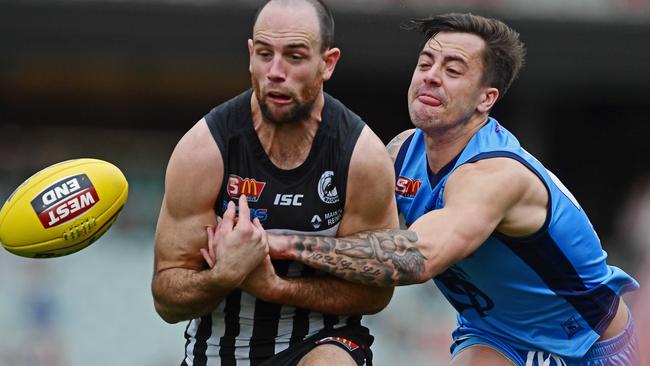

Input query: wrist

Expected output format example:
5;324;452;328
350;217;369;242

254;276;287;304
260;275;288;303
268;234;295;260
210;262;244;290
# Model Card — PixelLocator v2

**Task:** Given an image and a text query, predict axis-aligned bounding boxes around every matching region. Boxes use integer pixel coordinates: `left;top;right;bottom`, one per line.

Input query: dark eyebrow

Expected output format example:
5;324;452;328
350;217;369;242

419;50;468;67
443;55;468;66
253;39;272;47
286;42;310;50
419;50;434;59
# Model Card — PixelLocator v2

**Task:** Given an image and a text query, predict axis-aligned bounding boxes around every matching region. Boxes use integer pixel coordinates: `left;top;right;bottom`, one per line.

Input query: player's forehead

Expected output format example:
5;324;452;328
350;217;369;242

253;1;321;49
420;32;486;63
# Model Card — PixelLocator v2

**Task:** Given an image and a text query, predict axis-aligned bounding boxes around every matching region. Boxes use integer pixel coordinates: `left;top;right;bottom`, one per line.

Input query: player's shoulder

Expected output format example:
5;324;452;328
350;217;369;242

342;126;395;205
351;126;393;172
452;157;530;185
164;119;223;206
387;129;417;162
447;157;541;206
170;119;220;169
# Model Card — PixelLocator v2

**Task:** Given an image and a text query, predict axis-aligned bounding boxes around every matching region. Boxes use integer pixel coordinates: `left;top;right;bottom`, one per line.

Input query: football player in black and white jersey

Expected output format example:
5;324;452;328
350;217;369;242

151;0;398;365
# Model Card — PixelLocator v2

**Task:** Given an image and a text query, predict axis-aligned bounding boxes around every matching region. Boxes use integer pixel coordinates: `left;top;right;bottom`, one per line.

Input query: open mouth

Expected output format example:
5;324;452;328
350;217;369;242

267;91;293;104
417;93;442;107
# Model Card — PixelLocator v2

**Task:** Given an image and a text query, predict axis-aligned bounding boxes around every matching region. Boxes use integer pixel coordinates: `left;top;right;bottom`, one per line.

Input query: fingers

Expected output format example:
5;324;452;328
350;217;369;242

220;201;236;233
206;224;215;244
207;226;217;264
235;195;252;229
203;226;218;267
252;217;264;230
201;248;215;268
253;218;268;248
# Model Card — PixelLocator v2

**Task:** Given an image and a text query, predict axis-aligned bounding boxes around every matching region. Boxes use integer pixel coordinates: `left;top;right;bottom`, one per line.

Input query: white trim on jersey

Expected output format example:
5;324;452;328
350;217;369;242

266;226;340;236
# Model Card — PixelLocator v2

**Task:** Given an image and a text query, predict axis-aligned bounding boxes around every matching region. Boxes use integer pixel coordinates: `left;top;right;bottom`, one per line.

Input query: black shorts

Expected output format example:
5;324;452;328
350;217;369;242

258;325;374;366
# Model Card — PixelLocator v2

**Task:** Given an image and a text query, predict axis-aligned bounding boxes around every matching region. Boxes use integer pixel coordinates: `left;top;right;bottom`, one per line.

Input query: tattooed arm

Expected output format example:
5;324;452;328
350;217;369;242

386;129;416;162
270;229;426;286
269;157;549;287
267;130;427;287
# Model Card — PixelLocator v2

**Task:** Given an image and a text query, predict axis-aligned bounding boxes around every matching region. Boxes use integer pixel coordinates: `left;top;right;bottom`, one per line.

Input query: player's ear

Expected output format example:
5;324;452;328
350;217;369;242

321;47;341;81
477;87;499;113
248;39;254;73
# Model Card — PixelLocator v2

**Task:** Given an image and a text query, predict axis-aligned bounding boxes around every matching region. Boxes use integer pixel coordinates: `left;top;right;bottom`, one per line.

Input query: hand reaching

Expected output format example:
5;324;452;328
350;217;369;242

200;194;269;288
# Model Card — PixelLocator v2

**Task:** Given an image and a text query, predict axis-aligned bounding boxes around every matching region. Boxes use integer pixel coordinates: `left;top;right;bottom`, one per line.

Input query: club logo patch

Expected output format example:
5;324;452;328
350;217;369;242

31;174;99;228
561;315;584;339
395;176;421;198
227;175;266;202
317;171;339;204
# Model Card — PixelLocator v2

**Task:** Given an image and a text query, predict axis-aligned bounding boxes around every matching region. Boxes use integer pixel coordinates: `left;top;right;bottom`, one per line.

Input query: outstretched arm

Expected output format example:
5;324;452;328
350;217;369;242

269;157;548;287
270;229;424;286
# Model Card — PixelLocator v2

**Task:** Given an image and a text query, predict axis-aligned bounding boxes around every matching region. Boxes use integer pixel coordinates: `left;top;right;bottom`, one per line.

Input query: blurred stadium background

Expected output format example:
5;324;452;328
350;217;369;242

1;0;649;365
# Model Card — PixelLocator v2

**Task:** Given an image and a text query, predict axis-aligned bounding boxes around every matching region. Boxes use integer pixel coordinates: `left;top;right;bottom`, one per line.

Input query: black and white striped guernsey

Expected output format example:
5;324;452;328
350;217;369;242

181;89;366;366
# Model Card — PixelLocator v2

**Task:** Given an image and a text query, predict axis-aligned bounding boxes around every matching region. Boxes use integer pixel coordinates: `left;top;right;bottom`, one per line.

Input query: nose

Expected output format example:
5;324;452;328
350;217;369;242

267;55;286;82
423;64;442;86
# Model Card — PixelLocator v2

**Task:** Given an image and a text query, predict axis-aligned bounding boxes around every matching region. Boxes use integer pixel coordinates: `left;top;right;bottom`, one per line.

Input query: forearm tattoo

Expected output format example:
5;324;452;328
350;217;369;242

287;229;426;286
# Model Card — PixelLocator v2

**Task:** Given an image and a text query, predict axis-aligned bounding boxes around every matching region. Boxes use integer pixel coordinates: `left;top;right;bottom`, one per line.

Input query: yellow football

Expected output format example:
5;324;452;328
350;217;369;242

0;158;128;258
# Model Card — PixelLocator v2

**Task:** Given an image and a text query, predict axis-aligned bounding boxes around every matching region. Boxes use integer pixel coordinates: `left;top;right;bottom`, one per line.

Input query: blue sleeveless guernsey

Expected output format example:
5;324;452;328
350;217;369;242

393;117;639;358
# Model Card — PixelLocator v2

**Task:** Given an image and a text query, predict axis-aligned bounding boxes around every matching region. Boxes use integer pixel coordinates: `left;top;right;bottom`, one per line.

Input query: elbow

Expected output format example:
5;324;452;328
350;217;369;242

395;250;440;285
153;298;184;324
398;271;431;286
362;287;394;315
152;282;186;324
392;250;436;286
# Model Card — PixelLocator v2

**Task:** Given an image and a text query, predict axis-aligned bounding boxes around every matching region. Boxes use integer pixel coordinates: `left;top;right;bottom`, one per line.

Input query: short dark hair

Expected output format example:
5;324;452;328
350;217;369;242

404;13;526;99
254;0;335;53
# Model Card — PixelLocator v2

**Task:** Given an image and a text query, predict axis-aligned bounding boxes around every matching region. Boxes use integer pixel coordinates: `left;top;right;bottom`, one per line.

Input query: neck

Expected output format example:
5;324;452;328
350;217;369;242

251;93;324;170
423;114;489;173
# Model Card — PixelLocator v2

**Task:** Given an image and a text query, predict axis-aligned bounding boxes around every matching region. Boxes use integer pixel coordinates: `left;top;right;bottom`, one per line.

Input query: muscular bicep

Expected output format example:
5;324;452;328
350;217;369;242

154;198;216;272
409;158;534;275
154;119;223;274
337;126;399;236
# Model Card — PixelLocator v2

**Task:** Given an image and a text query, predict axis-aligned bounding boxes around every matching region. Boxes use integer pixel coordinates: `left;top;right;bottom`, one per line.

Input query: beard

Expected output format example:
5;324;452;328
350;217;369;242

253;78;321;126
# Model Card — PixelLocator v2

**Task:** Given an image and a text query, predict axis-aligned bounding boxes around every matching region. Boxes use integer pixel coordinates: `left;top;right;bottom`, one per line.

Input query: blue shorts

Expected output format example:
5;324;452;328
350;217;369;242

450;315;639;366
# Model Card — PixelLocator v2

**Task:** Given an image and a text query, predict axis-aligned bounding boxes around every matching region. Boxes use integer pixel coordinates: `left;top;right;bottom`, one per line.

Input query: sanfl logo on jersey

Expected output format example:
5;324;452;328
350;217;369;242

227;174;266;202
395;176;421;198
317;171;339;204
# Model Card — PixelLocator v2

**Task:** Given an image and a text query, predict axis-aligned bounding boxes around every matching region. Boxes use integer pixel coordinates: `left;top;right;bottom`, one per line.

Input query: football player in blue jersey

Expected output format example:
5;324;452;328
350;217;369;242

254;12;641;366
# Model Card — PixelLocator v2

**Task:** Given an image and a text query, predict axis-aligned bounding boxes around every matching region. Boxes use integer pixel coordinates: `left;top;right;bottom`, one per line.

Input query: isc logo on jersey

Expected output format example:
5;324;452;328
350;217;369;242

274;194;303;207
31;174;99;228
395;176;421;198
227;175;266;202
